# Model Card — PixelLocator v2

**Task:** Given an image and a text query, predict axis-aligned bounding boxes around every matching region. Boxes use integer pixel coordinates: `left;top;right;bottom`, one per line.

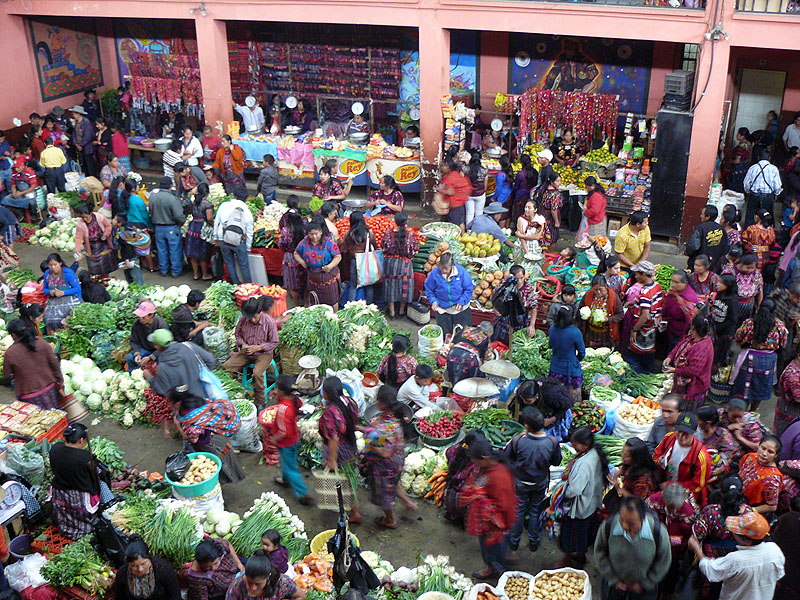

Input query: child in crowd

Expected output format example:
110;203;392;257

257;154;278;204
261;529;290;574
783;197;798;230
553;246;577;267
547;283;578;325
78;270;110;304
113;213;145;285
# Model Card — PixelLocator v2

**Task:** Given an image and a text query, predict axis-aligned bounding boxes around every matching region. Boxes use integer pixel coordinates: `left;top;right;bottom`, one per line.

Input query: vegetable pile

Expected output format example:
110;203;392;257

531;571;587;600
40;536;114;595
230;491;308;562
202;507;242;538
294;554;334;593
177;454;218;485
617;402;657;425
462;408;509;430
503;576;531;600
334;215;425;249
655;263;676;291
572;400;606;432
91;437;125;474
29;218;78;253
511;329;552;380
142;500;204;567
417;410;461;439
482;419;524;447
400;448;447;497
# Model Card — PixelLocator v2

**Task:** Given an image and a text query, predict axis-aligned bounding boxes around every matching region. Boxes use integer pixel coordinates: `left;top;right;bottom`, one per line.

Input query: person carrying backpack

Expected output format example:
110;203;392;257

213;196;254;284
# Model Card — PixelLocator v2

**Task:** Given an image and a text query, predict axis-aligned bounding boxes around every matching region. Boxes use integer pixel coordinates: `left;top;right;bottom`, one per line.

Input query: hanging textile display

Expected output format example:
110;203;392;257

519;89;619;146
128;51;204;116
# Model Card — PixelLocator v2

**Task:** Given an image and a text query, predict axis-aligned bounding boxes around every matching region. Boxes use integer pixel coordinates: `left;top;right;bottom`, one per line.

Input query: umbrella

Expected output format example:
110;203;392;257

328;484;380;595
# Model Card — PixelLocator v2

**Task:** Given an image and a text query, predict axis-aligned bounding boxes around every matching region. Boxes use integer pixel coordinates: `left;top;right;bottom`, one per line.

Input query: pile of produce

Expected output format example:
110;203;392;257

617;401;657;425
199;281;240;330
176;454;218;485
5;269;36;287
531;571;587;600
418;240;450;273
29;218;78;252
142;500;204;567
201;507;242;539
655;263;676;291
457;232;501;258
483;420;524;447
109;491;160;534
577;170;599;191
382;555;470;600
61;356;116;408
511;329;552;380
40;535;114;595
0;408;63;439
400;448;447;497
412;236;442;274
502;575;531;600
65;303;118;336
425;469;447;506
552;163;577;186
462;408;509;430
230;491;308;562
254;201;289;231
334;215;425;248
595;434;626;463
416;410;461;439
91;437;125;474
471;270;508;309
584;146;618;163
293;554;333;593
572;399;606;432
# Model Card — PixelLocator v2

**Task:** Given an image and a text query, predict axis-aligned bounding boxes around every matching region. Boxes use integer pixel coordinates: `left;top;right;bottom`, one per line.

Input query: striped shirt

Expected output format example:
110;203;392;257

234;313;278;355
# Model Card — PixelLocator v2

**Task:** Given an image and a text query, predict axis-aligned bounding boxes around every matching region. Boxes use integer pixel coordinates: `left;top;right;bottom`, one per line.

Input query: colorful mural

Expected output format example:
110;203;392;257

113;20;178;81
450;30;477;105
29;18;103;102
510;34;654;114
399;49;420;112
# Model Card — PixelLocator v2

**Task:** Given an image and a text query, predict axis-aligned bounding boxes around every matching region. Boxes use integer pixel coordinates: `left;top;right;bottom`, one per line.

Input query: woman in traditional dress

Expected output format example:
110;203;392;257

294;218;342;308
224;552;303;600
726;127;751;193
577;275;623;349
723;253;763;325
696;405;738;478
689;255;720;304
663;313;715;411
42;252;82;332
548;305;585;401
509;378;573;441
74;204;116;277
377;334;417;389
277;211;306;308
186;539;245;600
99;153;128;189
339;210;377;304
212;135;247;199
606;437;660;515
367;176;404;216
777;346;800;436
319;377;362;523
539;171;563;251
491;264;538;344
361;386;417;528
184;183;214;281
114;536;180;600
49;424;113;540
661;269;699;353
443;430;485;523
381;212;419;320
445;321;493;386
168;386;245;484
2;319;62;409
513;199;548;277
312;167;346;206
739;435;783;518
742;208;776;272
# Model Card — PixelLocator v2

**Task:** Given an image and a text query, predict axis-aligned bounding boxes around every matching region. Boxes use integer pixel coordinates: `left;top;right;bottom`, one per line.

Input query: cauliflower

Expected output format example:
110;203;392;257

609;352;624;365
594;347;612;357
591;308;607;323
404;452;426;473
118;378;132;392
579;306;592;320
391;567;416;587
399;471;415;491
412;474;429;496
361;551;381;569
121;412;134;428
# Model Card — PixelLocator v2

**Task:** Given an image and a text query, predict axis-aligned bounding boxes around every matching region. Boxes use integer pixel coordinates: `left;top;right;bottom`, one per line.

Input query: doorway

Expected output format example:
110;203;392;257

729;68;786;144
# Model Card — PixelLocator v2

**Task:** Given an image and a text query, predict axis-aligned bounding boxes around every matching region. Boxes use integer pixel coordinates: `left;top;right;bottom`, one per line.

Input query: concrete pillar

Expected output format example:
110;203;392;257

194;17;234;131
682;39;731;239
418;20;450;166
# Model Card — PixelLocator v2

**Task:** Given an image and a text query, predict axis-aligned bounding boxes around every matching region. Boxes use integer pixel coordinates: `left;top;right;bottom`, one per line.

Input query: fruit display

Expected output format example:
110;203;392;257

177;454;218;485
572;399;606;432
416;410;462;439
585;146;618;164
553;163;577;186
577;170;599;190
335;216;426;248
420;241;451;273
471;270;509;309
531;571;588;600
458;232;501;258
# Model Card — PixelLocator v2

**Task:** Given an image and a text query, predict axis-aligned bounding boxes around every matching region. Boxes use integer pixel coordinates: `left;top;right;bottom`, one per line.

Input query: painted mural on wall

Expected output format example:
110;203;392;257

450;30;477;105
399;50;420;113
510;34;654;114
113;20;178;81
29;18;103;102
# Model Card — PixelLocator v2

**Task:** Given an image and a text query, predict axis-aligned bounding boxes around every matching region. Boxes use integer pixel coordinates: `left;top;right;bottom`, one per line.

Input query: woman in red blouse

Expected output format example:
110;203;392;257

740;435;783;517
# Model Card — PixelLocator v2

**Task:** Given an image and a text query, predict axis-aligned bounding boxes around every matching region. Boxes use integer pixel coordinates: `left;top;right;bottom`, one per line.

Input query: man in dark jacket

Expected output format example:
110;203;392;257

127;301;168;372
685;204;728;271
145;328;216;400
149;177;186;278
170;289;210;345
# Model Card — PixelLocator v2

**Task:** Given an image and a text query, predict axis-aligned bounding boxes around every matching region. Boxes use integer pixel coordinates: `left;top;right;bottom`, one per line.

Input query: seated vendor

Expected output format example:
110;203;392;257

367;175;404;216
170;289;210;345
187;539;245;600
2;158;40;219
553;130;581;167
312;167;346;206
127;301;168;372
469;202;514;247
403;125;420;147
445;321;494;385
346;111;370;137
397;364;438;408
509;378;573;441
50;423;113;540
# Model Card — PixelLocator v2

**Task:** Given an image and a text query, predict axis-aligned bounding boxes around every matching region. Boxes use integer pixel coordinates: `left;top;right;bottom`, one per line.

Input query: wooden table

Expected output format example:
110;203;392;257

128;143;167;170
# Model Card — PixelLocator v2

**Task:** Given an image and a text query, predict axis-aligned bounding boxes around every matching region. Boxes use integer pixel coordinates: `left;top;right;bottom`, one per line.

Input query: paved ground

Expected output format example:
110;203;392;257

2;188;775;592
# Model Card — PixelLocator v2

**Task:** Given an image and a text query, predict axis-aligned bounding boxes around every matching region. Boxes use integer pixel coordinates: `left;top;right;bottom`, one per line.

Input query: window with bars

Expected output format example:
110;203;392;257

682;44;699;72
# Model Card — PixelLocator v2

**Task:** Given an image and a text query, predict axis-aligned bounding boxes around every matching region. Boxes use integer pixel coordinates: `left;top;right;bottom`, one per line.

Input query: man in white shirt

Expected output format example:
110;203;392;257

782;111;800;151
213;198;254;285
743;149;783;227
234;96;265;133
687;511;784;600
180;126;203;167
397;364;437;408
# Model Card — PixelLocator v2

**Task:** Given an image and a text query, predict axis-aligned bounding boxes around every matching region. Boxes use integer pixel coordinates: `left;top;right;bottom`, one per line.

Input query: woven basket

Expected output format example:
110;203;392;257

279;345;304;376
311;469;356;511
407;302;431;325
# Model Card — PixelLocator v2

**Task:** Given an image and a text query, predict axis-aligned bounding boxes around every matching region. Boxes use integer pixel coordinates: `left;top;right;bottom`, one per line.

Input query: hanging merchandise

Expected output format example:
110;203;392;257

519;89;619;147
128;49;204;117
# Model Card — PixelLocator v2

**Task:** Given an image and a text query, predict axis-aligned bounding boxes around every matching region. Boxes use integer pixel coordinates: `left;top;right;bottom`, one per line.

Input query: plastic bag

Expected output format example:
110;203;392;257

203;326;231;365
173;483;224;519
6;553;48;591
5;444;45;487
165;452;191;482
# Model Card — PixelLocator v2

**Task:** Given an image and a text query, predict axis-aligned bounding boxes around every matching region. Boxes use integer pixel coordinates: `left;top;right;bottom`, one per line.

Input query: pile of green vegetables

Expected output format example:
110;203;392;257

6;269;35;287
201;281;240;330
110;491;160;535
41;536;114;595
91;437;125;473
215;369;250;400
483;419;524;447
655;264;676;291
595;434;627;463
233;399;255;417
230;499;308;562
511;329;551;379
462;408;509;430
66;303;118;336
610;371;666;398
143;505;202;567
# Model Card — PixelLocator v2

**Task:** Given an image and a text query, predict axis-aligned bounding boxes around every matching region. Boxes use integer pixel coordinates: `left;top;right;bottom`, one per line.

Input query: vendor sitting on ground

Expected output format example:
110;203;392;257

168;385;245;484
187;539;246;600
223;297;279;409
170;290;210;345
397;364;437;408
445;321;494;387
50;423;112;540
126;301;168;372
509;377;574;441
469;202;515;248
115;536;180;600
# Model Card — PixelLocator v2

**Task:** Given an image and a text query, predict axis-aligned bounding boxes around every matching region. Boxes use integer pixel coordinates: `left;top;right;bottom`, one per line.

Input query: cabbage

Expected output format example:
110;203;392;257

63;382;73;396
178;285;191;296
206;507;224;525
102;369;116;382
61;361;73;375
85;394;102;410
203;521;216;534
70;373;84;388
80;358;95;371
215;520;231;536
92;380;107;394
80;382;94;396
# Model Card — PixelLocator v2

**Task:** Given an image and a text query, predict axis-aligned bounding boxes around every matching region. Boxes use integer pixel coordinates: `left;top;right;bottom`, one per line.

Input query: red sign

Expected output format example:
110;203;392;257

486;174;497;197
393;163;421;184
339;159;366;176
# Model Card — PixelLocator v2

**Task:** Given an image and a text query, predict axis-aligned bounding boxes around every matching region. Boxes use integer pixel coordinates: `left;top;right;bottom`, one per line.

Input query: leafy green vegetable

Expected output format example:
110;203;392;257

6;268;35;287
91;437;126;473
511;329;551;380
41;535;113;594
233;399;254;417
143;506;201;567
462;408;510;430
55;329;92;358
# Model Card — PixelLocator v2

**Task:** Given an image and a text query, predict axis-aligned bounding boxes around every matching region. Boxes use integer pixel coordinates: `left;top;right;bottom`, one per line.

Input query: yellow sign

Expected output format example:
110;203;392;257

393;163;421;184
339;159;366;177
486;175;497;197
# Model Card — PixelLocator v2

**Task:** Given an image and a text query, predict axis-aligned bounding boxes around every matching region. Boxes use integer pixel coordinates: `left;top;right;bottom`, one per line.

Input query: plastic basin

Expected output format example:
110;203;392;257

164;452;221;497
9;534;32;560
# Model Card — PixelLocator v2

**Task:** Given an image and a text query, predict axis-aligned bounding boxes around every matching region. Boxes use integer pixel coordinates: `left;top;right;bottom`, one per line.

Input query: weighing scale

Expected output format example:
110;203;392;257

480;360;521;408
0;481;27;537
452;377;501;407
296;355;322;394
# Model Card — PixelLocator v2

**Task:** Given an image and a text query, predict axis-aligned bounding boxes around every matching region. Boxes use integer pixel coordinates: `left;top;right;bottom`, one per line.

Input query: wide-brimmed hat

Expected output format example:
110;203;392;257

70;105;87;116
631;261;655;276
51;106;65;117
483;202;507;215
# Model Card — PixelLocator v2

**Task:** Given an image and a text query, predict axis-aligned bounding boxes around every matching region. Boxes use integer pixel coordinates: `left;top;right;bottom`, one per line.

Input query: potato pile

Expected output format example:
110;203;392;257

423;242;451;273
472;271;510;310
617;402;656;425
178;455;218;485
503;576;530;600
532;572;586;600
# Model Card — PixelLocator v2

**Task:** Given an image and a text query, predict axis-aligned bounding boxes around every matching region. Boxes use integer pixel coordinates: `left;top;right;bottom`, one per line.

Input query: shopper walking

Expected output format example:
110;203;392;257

625;261;663;374
743;149;782;227
548;305;585;401
148;177;186;278
382;212;419;320
214;193;254;285
662;313;714;411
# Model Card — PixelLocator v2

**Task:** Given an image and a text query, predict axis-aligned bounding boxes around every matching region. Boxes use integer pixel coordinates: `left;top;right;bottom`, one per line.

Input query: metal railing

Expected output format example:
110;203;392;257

512;0;706;8
736;0;800;12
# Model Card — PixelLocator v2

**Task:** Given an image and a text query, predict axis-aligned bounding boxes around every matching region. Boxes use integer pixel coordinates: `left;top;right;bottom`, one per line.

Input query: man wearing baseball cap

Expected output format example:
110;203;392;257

624;260;663;374
144;328;216;401
652;412;712;504
688;511;784;600
126;301;168;372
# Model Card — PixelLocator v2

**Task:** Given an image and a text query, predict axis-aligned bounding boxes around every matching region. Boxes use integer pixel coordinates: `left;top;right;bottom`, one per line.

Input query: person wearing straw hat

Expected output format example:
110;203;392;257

234;95;265;134
469;202;515;247
688;511;784;600
71;105;96;176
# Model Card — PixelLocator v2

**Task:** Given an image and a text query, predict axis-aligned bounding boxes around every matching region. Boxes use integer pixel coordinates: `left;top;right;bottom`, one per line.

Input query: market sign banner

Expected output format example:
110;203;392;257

339;159;367;178
509;34;654;114
368;159;421;186
393;163;421;184
486;175;497;198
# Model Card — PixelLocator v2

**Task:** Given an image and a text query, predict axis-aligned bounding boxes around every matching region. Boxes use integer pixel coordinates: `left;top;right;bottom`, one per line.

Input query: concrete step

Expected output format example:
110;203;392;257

650;239;681;256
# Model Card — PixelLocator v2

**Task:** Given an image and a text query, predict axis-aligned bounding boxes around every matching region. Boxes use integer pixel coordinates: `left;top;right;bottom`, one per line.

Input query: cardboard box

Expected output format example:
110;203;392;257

608;218;622;238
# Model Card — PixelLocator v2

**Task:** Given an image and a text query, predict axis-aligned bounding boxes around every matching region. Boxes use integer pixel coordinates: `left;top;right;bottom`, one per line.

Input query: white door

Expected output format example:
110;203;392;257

730;69;785;143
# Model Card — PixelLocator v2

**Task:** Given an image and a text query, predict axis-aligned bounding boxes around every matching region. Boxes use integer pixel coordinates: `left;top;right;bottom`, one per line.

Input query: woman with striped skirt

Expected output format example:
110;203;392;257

381;212;419;319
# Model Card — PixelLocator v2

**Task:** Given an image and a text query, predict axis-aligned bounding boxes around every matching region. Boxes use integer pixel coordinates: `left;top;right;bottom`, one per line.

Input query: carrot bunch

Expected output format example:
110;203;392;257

425;469;448;506
294;553;333;592
633;396;661;410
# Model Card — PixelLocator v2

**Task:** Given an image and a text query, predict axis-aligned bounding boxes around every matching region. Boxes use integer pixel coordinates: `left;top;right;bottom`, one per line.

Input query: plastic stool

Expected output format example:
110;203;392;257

242;360;279;395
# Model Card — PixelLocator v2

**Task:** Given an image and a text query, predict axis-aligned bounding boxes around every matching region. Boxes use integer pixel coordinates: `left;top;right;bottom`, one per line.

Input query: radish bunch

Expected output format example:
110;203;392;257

417;411;462;438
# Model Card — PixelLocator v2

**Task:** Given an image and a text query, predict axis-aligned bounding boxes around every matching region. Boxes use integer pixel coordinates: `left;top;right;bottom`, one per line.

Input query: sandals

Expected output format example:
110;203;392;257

374;516;398;529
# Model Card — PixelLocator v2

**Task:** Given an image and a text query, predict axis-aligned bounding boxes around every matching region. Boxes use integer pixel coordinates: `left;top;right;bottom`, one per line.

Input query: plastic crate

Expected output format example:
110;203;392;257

664;70;695;95
31;526;73;558
38;414;68;443
471;308;496;326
